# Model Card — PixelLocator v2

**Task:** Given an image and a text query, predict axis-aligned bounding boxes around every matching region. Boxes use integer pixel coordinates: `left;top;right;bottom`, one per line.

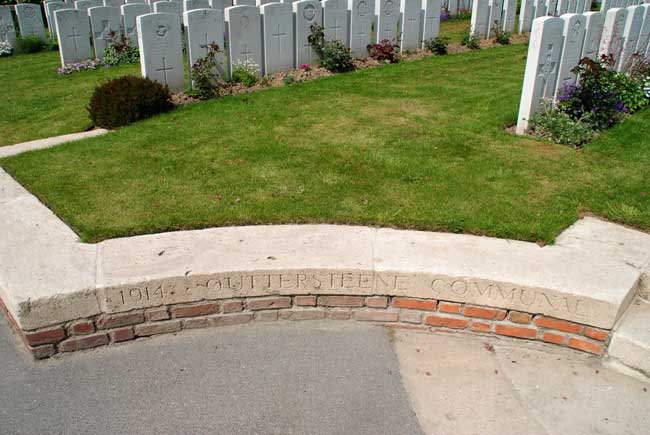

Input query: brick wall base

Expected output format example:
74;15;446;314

3;295;611;359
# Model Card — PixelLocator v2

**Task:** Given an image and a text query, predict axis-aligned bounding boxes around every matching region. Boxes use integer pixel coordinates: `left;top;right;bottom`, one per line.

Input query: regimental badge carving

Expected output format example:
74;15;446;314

240;14;249;29
303;4;316;21
156;24;168;37
384;0;394;16
358;0;368;17
24;6;36;19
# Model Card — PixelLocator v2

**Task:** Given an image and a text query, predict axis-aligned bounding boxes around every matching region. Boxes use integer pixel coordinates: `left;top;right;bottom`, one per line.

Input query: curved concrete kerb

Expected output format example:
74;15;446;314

1;167;650;360
0;129;109;158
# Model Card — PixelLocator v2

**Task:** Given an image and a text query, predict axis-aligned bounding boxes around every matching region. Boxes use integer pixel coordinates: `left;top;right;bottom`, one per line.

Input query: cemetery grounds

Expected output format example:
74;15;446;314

0;17;648;245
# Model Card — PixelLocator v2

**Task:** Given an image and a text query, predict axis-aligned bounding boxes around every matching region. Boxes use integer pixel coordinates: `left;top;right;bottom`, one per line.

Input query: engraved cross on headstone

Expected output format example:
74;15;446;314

330;18;342;40
67;26;82;56
356;25;366;46
538;45;557;97
272;23;286;51
241;44;252;64
156;56;174;84
406;16;417;32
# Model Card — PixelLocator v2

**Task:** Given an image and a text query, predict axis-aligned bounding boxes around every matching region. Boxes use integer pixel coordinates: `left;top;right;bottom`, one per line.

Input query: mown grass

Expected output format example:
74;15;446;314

0;18;475;147
2;44;648;244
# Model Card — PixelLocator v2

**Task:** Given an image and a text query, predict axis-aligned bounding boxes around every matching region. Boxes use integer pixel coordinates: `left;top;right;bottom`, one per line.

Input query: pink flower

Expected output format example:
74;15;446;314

301;63;311;71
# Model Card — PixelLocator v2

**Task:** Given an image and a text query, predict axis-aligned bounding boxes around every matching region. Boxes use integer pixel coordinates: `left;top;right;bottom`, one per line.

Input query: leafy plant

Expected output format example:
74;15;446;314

613;73;646;113
367;39;400;63
102;32;139;66
456;9;472;19
283;74;296;85
87;76;174;129
530;102;594;148
460;28;480;50
231;59;259;87
308;24;355;73
0;41;12;57
189;42;224;100
559;55;628;129
424;36;449;55
14;35;47;54
493;25;510;45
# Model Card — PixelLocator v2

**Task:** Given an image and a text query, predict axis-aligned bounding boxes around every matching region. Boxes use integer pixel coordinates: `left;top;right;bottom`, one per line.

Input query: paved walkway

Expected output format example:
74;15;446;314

1;313;649;435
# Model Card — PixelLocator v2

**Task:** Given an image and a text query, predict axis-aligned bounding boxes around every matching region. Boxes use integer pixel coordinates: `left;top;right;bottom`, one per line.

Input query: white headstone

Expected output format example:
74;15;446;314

45;1;66;39
471;0;490;38
554;13;586;98
546;0;558;16
233;0;256;5
89;6;122;59
104;0;125;7
293;0;322;66
184;7;226;83
349;0;372;57
225;5;262;77
122;3;150;44
567;0;577;12
576;0;585;13
154;1;182;16
323;0;349;45
15;4;47;39
76;0;103;13
137;12;184;91
487;0;504;37
599;8;628;64
618;4;644;70
581;11;605;60
421;0;441;46
125;0;146;3
601;0;614;12
400;0;421;50
0;5;17;46
534;0;547;18
583;0;592;11
184;0;210;11
210;0;232;10
557;0;569;14
503;0;517;32
516;16;564;134
260;2;293;74
448;0;459;14
635;4;650;55
376;0;400;43
257;0;276;4
55;8;93;65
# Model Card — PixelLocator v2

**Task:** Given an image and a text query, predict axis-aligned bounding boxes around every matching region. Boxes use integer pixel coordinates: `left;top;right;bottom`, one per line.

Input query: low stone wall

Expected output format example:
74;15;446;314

4;294;610;360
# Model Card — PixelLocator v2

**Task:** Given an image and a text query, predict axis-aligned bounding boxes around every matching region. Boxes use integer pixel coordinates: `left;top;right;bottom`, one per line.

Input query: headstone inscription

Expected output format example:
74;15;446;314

184;7;226;82
554;13;586;98
323;0;349;45
0;6;17;46
376;0;400;43
55;8;93;65
15;3;47;39
293;0;322;66
225;5;263;76
260;2;293;74
348;0;372;57
420;0;441;46
400;0;421;50
88;6;122;59
137;12;184;91
581;11;605;60
516;16;564;134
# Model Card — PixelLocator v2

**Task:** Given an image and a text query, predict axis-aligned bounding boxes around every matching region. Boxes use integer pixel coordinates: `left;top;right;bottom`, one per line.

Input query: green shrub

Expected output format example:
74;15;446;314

530;102;594;148
494;25;510;45
460;28;480;50
283;74;296;85
424;36;450;55
308;24;355;73
87;76;174;129
14;35;47;54
367;39;399;63
188;42;224;100
613;73;647;113
231;60;259;87
102;33;140;66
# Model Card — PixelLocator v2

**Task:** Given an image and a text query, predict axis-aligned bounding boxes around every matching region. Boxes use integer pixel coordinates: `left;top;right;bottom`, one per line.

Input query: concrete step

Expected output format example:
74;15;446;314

608;297;650;377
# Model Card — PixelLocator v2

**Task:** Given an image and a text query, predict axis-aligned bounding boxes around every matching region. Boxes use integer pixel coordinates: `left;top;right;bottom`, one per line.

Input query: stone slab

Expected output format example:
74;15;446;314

137;12;185;92
608;298;650;375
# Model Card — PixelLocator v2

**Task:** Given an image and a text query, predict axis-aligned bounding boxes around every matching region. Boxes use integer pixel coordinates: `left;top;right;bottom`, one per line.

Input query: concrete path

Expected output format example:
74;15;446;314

0;313;422;435
0;129;108;159
393;329;650;435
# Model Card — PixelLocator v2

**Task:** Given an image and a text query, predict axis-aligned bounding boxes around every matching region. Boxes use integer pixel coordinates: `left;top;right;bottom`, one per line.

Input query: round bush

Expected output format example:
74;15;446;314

15;36;47;54
87;76;174;129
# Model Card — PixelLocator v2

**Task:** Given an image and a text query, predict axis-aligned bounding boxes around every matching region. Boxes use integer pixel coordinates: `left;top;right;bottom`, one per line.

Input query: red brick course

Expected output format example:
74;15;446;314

425;315;469;329
568;337;604;355
247;297;292;310
26;326;65;346
69;320;95;336
495;324;537;339
318;296;365;307
58;333;109;352
170;302;219;318
366;297;389;308
295;296;317;307
534;316;582;334
438;302;461;314
392;298;437;311
96;312;144;329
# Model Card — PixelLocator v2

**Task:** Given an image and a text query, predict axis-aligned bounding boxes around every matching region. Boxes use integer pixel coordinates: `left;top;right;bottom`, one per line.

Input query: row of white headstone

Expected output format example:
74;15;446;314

443;0;474;15
602;0;650;12
516;4;650;134
470;0;518;37
519;0;594;33
130;0;444;93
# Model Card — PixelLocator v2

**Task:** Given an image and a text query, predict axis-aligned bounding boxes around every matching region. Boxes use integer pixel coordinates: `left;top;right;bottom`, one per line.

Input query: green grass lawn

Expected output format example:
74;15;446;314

2;44;648;244
0;19;475;147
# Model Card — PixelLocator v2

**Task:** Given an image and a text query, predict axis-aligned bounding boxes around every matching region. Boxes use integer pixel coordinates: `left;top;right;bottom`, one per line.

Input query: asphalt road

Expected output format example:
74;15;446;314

0;314;422;435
